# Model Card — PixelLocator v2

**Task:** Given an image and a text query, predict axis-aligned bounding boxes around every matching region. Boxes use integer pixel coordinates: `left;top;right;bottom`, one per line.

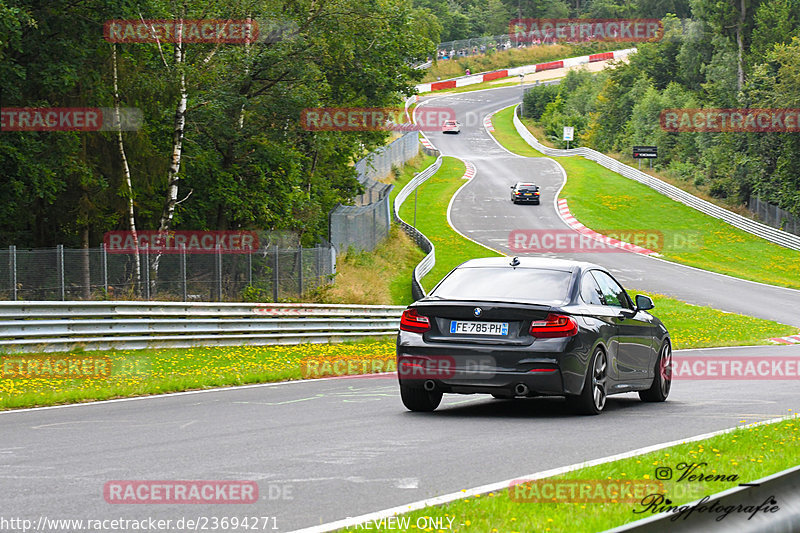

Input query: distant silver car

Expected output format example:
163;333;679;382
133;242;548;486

442;120;461;134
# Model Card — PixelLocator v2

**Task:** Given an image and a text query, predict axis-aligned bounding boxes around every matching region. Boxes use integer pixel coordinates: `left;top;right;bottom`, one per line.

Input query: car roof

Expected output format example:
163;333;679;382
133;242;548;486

515;182;537;187
455;256;605;273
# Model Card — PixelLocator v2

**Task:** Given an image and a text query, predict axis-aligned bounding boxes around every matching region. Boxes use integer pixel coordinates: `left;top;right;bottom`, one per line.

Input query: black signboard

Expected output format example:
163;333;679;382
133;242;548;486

633;146;657;159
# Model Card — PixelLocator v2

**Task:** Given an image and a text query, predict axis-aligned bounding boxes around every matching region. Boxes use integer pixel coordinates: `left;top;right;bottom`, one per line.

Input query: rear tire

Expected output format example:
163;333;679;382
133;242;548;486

639;340;672;402
400;384;442;412
566;348;607;415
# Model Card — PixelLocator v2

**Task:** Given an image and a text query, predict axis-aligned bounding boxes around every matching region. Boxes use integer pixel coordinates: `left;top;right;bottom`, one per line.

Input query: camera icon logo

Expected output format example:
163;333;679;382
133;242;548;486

655;467;672;480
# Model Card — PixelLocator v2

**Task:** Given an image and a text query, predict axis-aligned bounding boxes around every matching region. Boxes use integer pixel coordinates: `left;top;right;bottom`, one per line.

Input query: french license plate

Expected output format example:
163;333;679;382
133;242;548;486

450;321;509;335
524;193;532;196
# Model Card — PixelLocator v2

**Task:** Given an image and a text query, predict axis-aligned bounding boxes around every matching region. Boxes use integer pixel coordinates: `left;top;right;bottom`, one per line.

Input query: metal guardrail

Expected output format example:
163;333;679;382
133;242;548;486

393;147;442;301
604;464;800;532
512;106;800;251
0;301;405;353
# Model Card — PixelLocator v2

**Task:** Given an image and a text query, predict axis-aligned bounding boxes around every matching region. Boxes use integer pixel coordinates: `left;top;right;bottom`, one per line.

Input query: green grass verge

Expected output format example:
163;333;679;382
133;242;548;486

491;106;544;157
342;415;800;532
397;157;503;291
490;104;800;290
388;152;440;304
632;290;796;349
560;158;800;290
0;339;397;410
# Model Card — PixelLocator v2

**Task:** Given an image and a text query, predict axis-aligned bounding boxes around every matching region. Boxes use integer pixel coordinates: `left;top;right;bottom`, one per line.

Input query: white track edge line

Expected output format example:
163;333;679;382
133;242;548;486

289;414;795;533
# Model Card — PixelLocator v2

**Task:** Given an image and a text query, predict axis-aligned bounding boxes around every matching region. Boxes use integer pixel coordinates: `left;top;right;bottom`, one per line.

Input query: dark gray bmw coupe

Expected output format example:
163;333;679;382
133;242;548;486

396;257;672;415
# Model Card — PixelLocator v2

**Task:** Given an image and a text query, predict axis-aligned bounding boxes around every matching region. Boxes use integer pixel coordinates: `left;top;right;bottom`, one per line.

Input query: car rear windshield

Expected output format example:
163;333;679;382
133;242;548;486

430;267;572;305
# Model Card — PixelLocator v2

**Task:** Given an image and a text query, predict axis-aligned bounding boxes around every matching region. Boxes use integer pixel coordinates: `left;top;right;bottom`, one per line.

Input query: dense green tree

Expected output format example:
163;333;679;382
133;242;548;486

0;0;436;249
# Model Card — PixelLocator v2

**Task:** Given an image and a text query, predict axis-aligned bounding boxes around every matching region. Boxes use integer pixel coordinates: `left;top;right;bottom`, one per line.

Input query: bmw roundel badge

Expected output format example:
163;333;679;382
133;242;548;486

474;307;482;317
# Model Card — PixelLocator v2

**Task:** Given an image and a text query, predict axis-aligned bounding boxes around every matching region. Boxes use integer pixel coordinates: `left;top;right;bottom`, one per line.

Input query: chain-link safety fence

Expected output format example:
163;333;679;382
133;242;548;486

0;244;335;302
749;196;800;237
330;131;420;252
435;33;551;61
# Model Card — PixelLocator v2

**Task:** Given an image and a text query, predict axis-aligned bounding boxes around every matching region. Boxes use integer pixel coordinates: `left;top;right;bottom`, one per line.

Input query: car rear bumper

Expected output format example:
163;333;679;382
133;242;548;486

400;371;565;396
396;353;566;396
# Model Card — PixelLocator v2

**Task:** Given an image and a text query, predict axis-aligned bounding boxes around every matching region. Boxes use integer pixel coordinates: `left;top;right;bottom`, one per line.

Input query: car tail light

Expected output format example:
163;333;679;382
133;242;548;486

400;308;431;333
529;313;578;338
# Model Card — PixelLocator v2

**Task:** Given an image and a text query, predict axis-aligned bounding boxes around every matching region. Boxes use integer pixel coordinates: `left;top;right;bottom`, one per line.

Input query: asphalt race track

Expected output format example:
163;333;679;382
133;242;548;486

2;86;800;532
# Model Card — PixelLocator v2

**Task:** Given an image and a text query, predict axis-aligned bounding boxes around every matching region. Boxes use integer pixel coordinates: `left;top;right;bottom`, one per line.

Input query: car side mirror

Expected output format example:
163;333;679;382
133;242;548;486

635;294;654;311
510;186;515;189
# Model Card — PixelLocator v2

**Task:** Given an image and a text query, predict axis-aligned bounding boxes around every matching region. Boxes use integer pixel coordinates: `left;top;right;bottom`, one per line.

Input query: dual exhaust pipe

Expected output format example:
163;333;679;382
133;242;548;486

424;380;529;397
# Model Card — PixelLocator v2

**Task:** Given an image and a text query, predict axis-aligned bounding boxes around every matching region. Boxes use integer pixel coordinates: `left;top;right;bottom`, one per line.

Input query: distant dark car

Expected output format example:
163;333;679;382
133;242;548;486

511;182;540;204
396;257;671;415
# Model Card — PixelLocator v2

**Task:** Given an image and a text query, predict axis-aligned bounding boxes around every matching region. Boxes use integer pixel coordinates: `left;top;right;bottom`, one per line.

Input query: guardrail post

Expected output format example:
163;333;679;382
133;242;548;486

57;244;65;301
102;243;108;296
297;247;303;297
180;244;187;302
143;245;150;300
9;245;17;301
272;245;279;301
216;244;223;302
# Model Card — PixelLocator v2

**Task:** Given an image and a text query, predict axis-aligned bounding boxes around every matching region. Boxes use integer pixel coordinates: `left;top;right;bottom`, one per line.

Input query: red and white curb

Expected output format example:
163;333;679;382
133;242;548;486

415;48;634;93
557;198;657;255
483;114;495;132
770;334;800;345
420;135;435;151
462;161;476;180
